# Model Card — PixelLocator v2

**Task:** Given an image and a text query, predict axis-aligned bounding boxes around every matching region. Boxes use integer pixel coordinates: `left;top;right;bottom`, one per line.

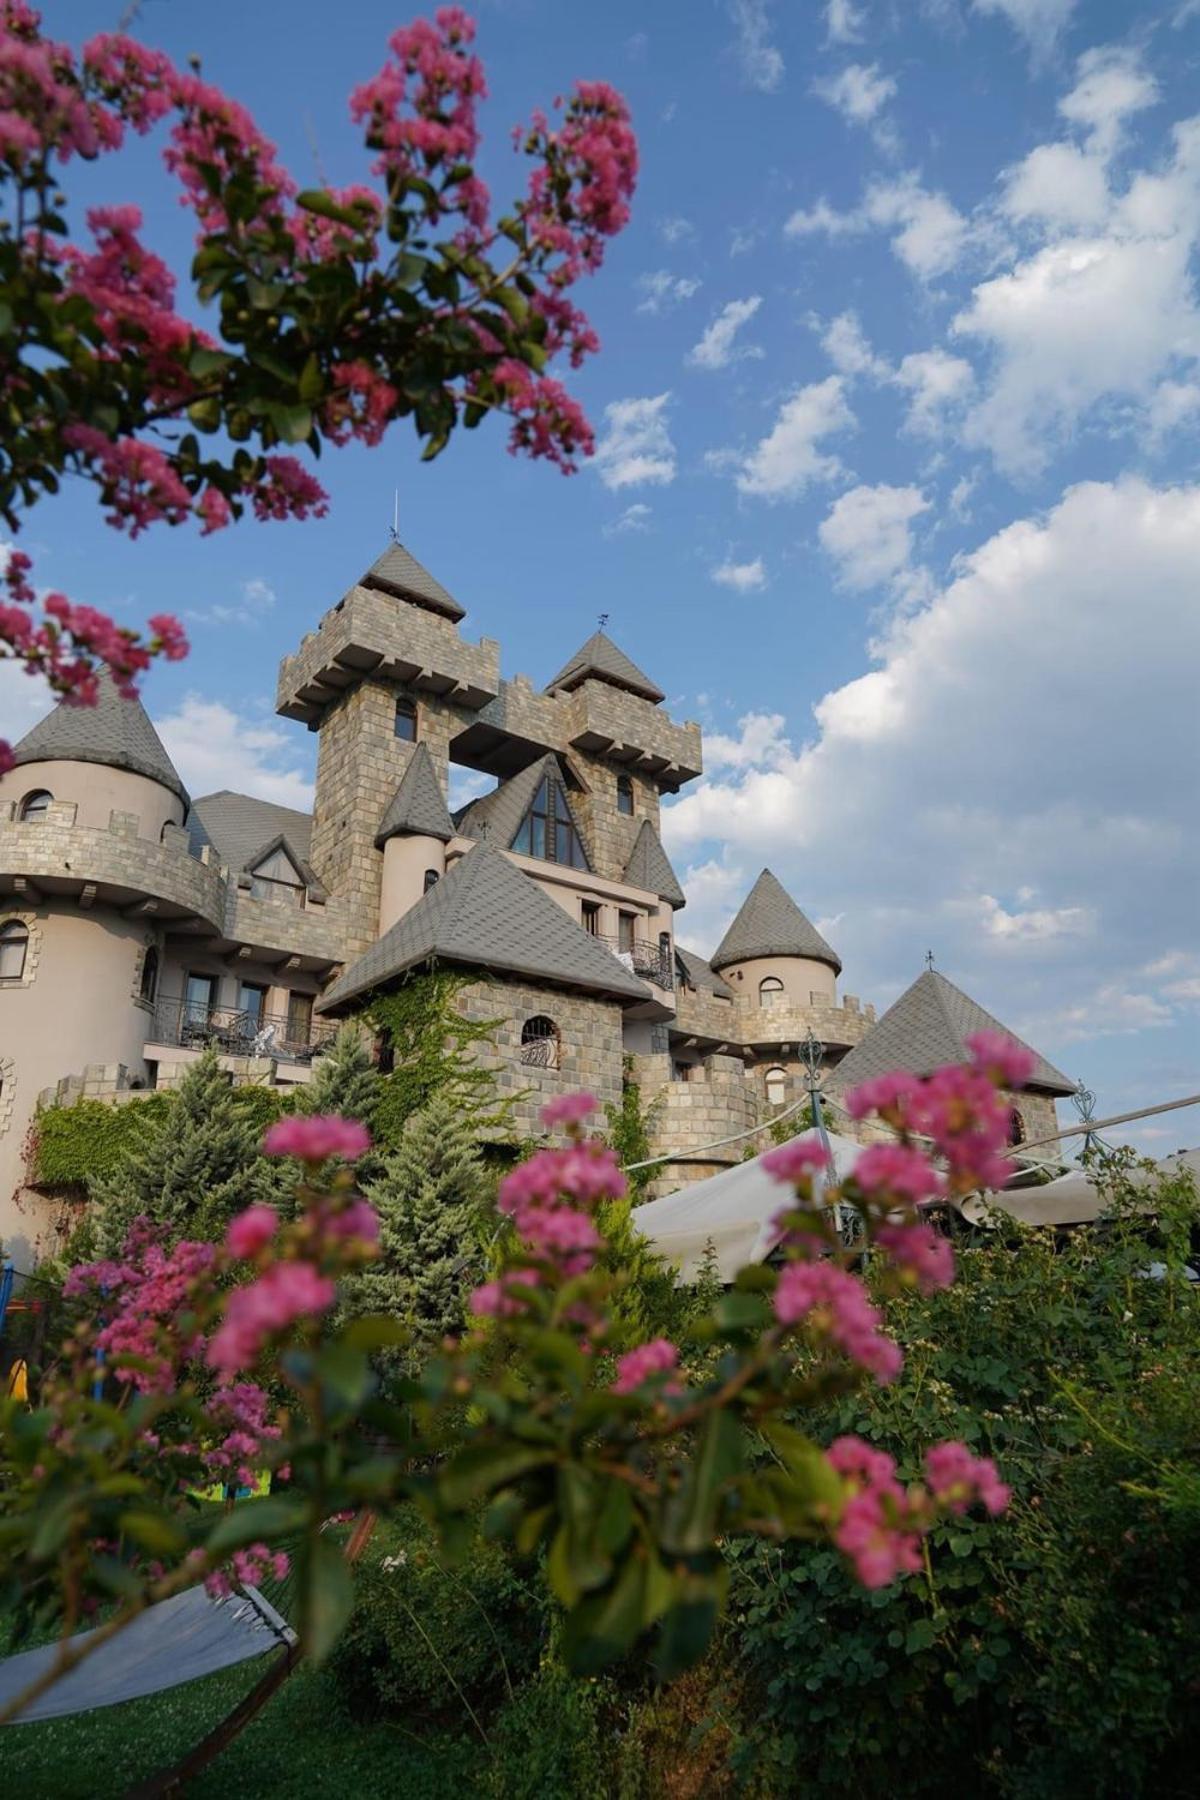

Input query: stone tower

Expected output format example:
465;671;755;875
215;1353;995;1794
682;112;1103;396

275;542;500;956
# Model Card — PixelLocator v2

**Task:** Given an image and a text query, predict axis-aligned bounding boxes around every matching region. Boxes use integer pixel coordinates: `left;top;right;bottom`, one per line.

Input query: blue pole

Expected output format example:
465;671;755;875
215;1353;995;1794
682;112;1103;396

0;1260;14;1342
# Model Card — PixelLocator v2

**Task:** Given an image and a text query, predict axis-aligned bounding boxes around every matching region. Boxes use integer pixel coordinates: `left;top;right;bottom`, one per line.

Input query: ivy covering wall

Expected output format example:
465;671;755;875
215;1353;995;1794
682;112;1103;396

30;1086;288;1191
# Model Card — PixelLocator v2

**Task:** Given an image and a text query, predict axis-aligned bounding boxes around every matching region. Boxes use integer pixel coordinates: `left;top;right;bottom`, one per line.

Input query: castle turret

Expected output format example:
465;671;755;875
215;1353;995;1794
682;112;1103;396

710;868;841;1009
374;742;455;933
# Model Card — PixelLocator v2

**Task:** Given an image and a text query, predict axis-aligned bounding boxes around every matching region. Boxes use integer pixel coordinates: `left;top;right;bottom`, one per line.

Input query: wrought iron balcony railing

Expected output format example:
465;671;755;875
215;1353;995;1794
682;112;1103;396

592;935;674;991
149;999;338;1064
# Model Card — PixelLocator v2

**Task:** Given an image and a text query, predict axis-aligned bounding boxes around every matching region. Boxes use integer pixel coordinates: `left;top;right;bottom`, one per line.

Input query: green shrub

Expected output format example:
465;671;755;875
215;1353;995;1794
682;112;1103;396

31;1093;176;1189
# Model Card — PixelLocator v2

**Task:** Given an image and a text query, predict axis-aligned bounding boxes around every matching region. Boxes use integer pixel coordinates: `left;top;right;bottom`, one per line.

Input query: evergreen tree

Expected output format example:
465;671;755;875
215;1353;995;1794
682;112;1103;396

348;1089;490;1366
89;1047;278;1252
295;1023;385;1180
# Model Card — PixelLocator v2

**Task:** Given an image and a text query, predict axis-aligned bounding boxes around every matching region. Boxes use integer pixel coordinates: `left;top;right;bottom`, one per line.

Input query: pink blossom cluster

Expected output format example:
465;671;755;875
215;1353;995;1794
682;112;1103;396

247;456;330;524
164;71;294;235
762;1135;833;1187
288;185;382;263
204;1541;290;1599
201;1381;281;1490
261;1114;372;1164
350;8;488;228
924;1440;1011;1515
827;1436;925;1588
773;1261;902;1384
487;362;594;475
0;5;122;164
611;1337;680;1396
874;1221;955;1294
65;1225;217;1393
226;1204;279;1260
61;426;193;537
207;1260;337;1378
323;361;400;447
519;81;638;288
540;1091;599;1131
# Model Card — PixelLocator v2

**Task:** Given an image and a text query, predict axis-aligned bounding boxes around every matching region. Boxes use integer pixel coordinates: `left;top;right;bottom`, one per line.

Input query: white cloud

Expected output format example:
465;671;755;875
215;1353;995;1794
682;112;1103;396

157;696;315;809
1001;47;1159;230
662;478;1200;1088
728;0;784;92
687;296;764;370
822;309;890;378
711;556;767;592
894;347;976;433
0;658;52;749
971;0;1077;65
825;0;866;44
786;175;968;280
818;483;931;589
1058;45;1158;156
594;395;677;490
784;197;864;240
636;271;703;314
604;502;653;536
705;711;790;770
815;62;898;132
1146;379;1200;441
206;575;278;628
658;215;696;245
733;376;856;500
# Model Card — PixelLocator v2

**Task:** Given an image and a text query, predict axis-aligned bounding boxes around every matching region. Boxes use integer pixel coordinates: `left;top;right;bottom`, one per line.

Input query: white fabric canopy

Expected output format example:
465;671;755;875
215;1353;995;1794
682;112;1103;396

631;1132;865;1282
960;1148;1200;1228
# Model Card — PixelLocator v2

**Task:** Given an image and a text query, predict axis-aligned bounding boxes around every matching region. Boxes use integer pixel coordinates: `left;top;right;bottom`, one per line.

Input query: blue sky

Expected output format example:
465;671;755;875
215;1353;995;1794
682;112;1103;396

7;0;1199;1149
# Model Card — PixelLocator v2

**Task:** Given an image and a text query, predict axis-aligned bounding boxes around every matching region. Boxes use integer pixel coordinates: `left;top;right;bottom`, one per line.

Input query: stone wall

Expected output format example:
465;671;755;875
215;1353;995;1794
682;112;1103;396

454;977;625;1137
0;817;226;929
633;1050;762;1199
570;758;663;889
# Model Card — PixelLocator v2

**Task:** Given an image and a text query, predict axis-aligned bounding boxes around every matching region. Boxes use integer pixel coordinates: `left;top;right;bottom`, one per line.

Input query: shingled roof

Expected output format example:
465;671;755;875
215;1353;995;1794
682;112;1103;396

375;744;454;847
11;674;189;804
623;819;686;909
316;839;650;1015
830;968;1075;1096
455;753;590;864
710;869;842;975
191;792;314;874
360;538;465;622
544;630;666;704
675;945;734;999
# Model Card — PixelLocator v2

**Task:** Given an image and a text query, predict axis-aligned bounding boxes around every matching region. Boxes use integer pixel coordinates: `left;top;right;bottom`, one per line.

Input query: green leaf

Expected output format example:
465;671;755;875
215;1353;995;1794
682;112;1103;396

341;1315;410;1352
204;1495;307;1555
438;1443;552;1511
266;402;314;445
118;1510;187;1556
316;1341;372;1410
664;1410;744;1556
297;353;324;404
299;1534;355;1665
561;1551;647;1676
760;1422;846;1515
188;346;234;379
296;188;372;227
654;1568;726;1682
713;1291;770;1332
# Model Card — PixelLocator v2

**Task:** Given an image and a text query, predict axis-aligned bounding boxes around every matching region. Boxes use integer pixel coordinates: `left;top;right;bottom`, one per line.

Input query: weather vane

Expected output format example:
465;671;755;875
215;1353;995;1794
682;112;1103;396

390;488;399;541
597;612;609;632
925;949;936;971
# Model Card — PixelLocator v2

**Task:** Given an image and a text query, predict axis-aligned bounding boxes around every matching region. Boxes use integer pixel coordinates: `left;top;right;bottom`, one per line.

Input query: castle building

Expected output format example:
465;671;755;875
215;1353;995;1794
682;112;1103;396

0;541;1074;1262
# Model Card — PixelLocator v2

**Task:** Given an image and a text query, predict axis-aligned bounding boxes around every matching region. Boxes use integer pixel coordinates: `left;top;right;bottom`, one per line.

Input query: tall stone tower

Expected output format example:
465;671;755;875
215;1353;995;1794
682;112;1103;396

275;542;500;956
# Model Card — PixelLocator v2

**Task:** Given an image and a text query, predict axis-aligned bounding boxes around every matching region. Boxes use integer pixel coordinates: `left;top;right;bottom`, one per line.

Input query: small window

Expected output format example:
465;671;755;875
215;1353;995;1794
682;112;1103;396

618;912;636;954
520;1015;560;1069
510;774;589;871
394;696;417;742
184;971;216;1026
0;921;29;981
250;845;305;908
287;992;314;1043
765;1066;787;1108
18;790;52;823
1008;1108;1026;1147
582;901;601;936
139;946;159;1004
238;982;268;1027
659;930;671;958
616;775;634;817
759;976;785;1009
423;868;440;892
673;1061;691;1083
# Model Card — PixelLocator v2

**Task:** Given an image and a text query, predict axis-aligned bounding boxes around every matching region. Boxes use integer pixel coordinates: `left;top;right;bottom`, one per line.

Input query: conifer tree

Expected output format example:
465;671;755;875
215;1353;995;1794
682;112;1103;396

348;1089;490;1365
90;1048;278;1252
295;1023;385;1180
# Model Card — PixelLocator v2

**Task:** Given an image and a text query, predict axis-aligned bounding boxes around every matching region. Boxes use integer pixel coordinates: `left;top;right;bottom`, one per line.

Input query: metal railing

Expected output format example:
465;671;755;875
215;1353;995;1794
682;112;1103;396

593;935;674;991
149;999;338;1064
519;1033;560;1069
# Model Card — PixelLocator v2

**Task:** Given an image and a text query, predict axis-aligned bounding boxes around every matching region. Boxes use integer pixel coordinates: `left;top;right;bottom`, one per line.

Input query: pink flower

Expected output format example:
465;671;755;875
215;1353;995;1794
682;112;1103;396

225;1205;278;1260
540;1092;598;1130
262;1115;371;1163
924;1441;1011;1516
966;1030;1036;1091
845;1071;921;1122
762;1135;833;1186
611;1337;680;1395
826;1436;925;1588
773;1262;902;1384
470;1268;539;1318
852;1143;944;1206
207;1261;337;1376
875;1221;955;1294
319;1197;381;1246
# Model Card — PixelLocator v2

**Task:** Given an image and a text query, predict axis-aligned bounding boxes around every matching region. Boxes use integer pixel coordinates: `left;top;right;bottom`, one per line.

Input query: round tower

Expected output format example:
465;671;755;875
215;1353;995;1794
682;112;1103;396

374;742;455;934
710;867;842;1009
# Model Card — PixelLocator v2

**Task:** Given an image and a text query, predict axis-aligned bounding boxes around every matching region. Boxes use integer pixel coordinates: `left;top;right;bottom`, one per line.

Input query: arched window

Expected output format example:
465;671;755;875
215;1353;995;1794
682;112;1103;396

765;1066;787;1108
616;774;634;817
139;946;159;1004
394;696;417;743
759;976;785;1009
423;868;440;892
520;1015;560;1069
18;789;52;823
0;921;29;981
1008;1107;1026;1147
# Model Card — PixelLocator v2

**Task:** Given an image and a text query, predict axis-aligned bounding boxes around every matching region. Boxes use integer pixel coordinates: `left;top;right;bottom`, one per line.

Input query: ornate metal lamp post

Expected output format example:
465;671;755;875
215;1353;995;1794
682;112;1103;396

1072;1078;1103;1159
799;1027;831;1159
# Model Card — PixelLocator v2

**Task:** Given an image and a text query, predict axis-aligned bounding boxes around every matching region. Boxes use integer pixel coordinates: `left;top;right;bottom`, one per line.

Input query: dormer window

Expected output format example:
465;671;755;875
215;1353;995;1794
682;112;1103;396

394;696;417;742
511;773;589;871
616;774;634;817
250;845;305;908
18;790;52;823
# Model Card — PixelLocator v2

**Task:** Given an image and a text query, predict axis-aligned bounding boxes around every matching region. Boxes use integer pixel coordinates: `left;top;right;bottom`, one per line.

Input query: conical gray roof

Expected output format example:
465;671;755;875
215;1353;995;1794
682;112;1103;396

544;630;665;704
710;869;841;974
376;744;454;847
316;840;649;1015
12;674;188;804
360;538;464;621
454;754;590;867
830;969;1074;1096
623;819;685;909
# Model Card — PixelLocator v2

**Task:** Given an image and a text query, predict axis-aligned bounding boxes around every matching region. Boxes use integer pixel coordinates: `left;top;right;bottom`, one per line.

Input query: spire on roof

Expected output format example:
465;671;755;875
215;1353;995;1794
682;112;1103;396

375;743;455;847
11;672;188;804
830;968;1075;1096
544;630;665;704
360;539;465;622
623;818;686;909
710;869;841;974
316;839;650;1015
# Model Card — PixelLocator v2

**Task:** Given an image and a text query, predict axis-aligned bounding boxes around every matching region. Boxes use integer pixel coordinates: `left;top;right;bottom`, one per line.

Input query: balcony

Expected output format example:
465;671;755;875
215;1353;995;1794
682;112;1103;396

595;935;674;991
148;999;339;1064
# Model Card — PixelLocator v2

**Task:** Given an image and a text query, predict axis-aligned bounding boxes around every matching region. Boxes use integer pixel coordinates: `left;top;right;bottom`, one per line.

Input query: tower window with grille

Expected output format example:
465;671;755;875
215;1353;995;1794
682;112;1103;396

510;774;589;870
617;774;634;816
520;1015;560;1069
394;696;417;742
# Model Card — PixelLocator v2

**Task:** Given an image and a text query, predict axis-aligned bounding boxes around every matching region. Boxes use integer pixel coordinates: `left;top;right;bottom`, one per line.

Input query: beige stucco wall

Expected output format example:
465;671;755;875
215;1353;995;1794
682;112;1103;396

0;759;184;841
379;834;446;934
718;953;838;1008
0;903;156;1264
